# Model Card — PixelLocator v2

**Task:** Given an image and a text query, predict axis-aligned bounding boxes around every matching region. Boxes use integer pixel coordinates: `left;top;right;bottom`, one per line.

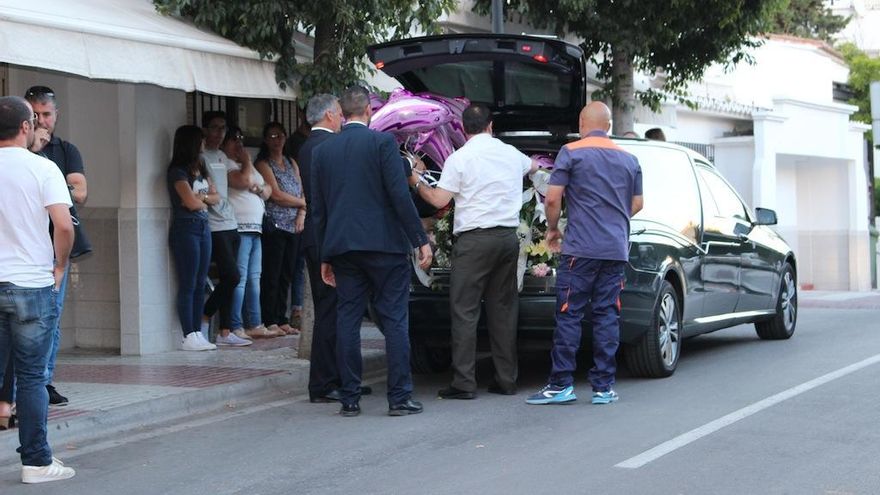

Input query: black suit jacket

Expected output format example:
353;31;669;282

312;123;427;261
297;128;335;250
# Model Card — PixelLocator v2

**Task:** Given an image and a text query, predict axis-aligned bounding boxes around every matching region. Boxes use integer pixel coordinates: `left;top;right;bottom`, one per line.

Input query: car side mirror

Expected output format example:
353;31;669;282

754;207;777;226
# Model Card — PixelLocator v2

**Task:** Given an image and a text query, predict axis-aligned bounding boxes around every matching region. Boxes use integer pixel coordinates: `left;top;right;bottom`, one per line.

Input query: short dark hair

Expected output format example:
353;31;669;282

462;104;492;135
645;128;666;141
24;86;57;107
339;86;370;118
0;96;32;141
221;124;244;147
202;110;227;128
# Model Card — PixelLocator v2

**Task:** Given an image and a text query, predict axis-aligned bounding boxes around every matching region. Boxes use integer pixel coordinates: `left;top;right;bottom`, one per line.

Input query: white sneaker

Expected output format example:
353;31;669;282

22;458;75;483
232;329;253;341
181;332;214;351
196;331;218;350
216;332;252;347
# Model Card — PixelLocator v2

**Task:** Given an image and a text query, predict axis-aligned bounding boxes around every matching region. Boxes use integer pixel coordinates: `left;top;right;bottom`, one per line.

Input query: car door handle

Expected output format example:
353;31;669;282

699;240;740;254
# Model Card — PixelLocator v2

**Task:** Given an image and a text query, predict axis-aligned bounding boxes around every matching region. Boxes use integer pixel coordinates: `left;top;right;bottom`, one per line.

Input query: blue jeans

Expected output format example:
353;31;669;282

549;256;626;392
291;254;305;310
231;232;262;330
45;263;70;383
0;282;57;466
169;218;212;336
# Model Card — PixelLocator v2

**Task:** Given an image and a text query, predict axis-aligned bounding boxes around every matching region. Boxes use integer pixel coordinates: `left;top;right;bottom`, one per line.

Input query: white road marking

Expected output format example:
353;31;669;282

615;352;880;469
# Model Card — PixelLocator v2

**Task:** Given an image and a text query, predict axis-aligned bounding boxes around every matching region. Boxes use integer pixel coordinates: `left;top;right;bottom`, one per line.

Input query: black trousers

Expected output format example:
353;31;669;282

449;227;519;392
304;244;340;398
261;229;300;326
204;229;241;330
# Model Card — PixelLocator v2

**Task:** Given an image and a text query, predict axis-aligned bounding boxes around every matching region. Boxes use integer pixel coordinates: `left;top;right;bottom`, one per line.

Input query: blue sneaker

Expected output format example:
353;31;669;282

525;384;577;405
591;389;619;404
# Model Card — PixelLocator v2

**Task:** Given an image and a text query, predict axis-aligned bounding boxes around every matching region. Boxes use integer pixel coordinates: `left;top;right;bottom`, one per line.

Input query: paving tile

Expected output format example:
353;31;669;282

54;364;283;388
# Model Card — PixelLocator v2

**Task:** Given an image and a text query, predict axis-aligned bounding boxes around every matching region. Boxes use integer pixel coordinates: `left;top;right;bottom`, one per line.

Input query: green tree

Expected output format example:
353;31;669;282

840;42;880;126
769;0;848;42
474;0;779;134
153;0;456;99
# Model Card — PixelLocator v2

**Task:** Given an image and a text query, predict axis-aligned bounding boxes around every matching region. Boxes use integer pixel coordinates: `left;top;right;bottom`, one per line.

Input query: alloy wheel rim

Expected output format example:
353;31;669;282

658;292;680;368
780;271;797;331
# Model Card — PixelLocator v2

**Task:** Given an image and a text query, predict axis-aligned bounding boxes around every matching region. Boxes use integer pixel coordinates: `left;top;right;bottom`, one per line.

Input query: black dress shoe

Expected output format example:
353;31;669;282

437;386;476;400
310;389;343;403
340;402;360;417
487;381;517;396
388;399;423;416
360;385;373;396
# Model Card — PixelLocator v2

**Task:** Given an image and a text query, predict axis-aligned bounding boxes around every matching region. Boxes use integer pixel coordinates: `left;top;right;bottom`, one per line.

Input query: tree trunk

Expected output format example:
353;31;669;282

611;46;635;136
313;19;334;66
297;269;314;360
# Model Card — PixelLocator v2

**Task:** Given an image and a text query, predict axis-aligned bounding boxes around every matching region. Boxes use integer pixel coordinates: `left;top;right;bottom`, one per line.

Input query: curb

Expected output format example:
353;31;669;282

0;350;386;467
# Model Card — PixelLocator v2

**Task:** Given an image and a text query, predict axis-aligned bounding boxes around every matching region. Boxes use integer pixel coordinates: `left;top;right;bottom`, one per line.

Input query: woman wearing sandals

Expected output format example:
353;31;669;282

222;126;275;340
256;122;306;337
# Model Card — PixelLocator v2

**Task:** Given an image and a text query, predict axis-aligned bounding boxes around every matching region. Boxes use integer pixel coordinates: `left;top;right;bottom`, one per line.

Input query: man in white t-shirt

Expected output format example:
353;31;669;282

411;103;538;400
200;111;251;347
0;96;76;483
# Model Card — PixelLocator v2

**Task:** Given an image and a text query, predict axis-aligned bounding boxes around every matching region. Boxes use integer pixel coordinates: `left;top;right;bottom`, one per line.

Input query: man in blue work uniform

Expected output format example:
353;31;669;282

526;101;643;406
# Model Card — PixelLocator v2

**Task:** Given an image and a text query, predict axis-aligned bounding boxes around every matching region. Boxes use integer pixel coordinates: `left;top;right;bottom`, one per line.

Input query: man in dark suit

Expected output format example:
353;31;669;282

312;86;432;417
298;93;371;403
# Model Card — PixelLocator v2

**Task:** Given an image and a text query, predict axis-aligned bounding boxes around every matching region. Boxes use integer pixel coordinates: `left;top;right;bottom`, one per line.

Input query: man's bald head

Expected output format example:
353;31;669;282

578;101;612;136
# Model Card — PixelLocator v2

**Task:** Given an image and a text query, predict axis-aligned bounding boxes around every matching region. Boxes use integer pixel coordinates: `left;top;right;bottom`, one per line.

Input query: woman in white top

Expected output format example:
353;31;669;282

223;126;277;339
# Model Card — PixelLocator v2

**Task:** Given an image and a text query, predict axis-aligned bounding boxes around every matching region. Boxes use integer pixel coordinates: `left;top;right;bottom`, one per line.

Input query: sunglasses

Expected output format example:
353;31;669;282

25;86;55;98
267;133;285;139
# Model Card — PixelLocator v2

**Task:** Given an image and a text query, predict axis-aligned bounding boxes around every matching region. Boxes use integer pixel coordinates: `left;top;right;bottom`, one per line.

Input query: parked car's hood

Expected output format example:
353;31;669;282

367;34;586;135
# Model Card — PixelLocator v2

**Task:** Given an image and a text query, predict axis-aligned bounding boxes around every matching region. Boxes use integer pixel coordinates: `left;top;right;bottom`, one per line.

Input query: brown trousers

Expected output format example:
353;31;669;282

449;227;519;392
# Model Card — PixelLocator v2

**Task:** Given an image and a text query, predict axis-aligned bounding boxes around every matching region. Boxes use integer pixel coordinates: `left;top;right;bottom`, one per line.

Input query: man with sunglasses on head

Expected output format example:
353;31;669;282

0;95;77;483
24;86;88;407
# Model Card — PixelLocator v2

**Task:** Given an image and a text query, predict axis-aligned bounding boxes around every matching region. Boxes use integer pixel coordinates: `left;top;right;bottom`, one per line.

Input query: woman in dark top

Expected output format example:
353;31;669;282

167;125;220;351
255;122;307;336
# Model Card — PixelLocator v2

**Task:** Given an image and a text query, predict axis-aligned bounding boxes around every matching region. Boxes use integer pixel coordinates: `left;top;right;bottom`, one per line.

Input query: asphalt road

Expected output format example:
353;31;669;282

2;306;879;494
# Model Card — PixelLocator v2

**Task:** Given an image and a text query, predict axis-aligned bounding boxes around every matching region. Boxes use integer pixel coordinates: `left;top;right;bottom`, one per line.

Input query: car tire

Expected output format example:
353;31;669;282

625;281;681;378
755;263;797;340
409;339;452;374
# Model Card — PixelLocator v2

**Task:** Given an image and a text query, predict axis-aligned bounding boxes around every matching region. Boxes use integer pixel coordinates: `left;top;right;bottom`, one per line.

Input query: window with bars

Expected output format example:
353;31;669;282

187;91;301;147
673;141;715;163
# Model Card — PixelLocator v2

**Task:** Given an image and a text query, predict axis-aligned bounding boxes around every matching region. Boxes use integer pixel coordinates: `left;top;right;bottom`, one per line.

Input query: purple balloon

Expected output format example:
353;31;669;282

369;93;387;114
368;89;473;170
531;154;554;169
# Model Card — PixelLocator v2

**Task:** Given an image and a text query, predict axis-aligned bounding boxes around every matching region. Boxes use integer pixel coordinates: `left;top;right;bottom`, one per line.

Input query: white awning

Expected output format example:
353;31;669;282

0;0;309;100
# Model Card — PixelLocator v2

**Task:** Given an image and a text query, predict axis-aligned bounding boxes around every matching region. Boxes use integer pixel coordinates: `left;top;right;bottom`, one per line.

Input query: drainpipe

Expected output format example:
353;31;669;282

870;82;880;288
492;0;504;34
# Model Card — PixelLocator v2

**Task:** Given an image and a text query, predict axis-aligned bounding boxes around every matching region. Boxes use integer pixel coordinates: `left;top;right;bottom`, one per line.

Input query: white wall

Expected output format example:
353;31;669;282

676;113;743;146
700;37;849;108
713;137;756;208
8;67;121;208
119;84;187;355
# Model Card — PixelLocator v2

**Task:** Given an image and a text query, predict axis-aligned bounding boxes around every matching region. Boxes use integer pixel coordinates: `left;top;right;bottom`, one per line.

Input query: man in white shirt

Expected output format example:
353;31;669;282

0;96;76;483
411;103;537;399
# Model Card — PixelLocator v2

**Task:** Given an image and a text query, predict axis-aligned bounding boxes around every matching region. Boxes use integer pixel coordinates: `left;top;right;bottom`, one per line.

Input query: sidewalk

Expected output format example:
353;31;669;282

799;289;880;310
0;325;386;467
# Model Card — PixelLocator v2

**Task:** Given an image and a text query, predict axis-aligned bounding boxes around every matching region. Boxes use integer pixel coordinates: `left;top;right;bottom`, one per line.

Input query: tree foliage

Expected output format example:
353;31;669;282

840;42;880;126
769;0;848;42
474;0;778;134
153;0;455;100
